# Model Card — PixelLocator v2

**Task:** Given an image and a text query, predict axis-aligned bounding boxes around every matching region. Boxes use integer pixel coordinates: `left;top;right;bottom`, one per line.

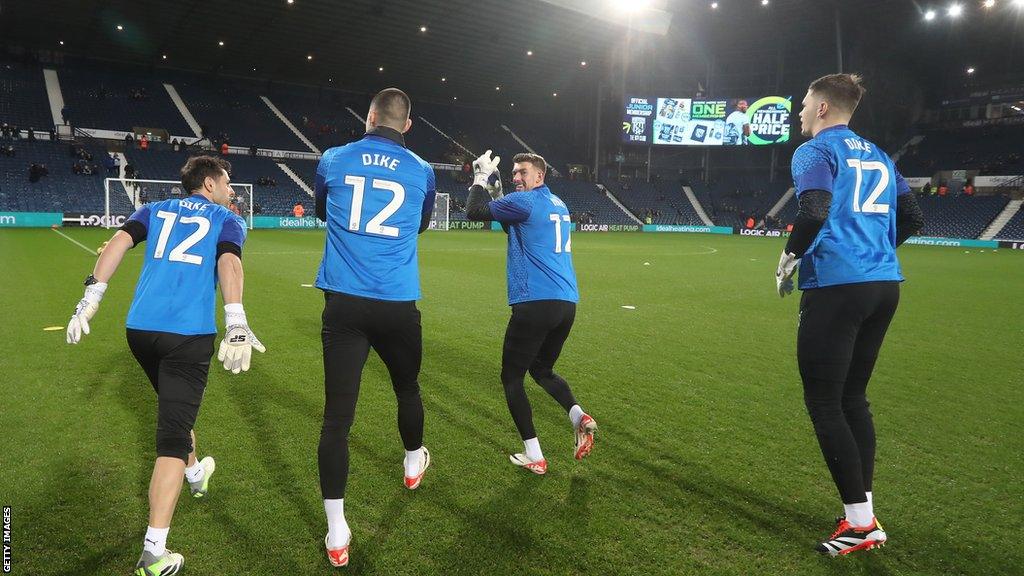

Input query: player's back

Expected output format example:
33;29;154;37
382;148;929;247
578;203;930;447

798;125;904;289
126;195;245;335
505;186;579;305
315;133;434;301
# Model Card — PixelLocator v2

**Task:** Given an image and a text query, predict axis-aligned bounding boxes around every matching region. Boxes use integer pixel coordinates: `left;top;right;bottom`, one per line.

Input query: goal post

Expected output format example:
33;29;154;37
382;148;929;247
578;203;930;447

104;178;255;229
429;192;450;231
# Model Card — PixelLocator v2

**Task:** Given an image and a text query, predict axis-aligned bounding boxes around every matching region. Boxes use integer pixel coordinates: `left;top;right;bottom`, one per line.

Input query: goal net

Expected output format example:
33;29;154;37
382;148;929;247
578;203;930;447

104;178;255;229
429;192;450;231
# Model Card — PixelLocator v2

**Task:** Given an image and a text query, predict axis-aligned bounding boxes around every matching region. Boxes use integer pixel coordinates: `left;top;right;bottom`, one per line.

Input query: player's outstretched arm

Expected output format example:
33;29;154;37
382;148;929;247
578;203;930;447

215;252;265;374
66;230;135;344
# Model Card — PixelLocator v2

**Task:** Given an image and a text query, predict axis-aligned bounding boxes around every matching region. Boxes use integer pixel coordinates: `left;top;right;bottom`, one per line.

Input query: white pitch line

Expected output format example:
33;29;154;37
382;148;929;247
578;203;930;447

51;228;97;255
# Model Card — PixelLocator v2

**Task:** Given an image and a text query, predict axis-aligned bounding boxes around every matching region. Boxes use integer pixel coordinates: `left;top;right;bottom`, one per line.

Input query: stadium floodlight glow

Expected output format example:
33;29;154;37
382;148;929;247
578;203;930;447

580;60;587;66
967;67;976;74
306;54;313;60
378;66;384;72
611;0;651;13
711;2;719;8
116;24;124;31
420;25;427;32
983;0;995;7
1014;0;1024;7
59;40;64;45
947;4;963;17
287;0;294;4
453;96;458;100
527;50;533;56
495;86;501;91
511;103;515;107
441;77;447;82
552;92;558;97
162;54;167;59
924;9;937;20
761;0;769;5
218;40;225;46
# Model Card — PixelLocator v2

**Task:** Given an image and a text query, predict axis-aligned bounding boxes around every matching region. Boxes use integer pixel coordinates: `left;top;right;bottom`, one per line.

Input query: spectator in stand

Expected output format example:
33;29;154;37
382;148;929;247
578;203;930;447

140;134;149;151
27;127;35;141
48;127;56;141
10;125;20;139
171;139;180;153
293;202;305;218
253;202;263;215
105;153;117;175
124;133;134;145
249;145;258;157
938;182;949;196
2;144;13;157
1;123;9;139
29;163;48;183
922;181;932;196
220;142;230;156
963;181;975;196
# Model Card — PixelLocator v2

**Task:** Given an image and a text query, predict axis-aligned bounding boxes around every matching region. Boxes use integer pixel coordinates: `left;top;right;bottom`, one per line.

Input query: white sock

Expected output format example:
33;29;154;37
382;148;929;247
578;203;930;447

568;405;585;428
143;526;169;556
866;491;873;508
523;437;544;462
324;499;350;548
184;459;205;483
404;447;423;478
843;501;874;528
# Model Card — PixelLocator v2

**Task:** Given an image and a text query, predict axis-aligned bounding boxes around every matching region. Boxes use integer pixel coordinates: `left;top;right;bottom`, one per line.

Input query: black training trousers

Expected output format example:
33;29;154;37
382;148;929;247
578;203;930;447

797;281;900;505
501;299;579;441
319;290;424;499
126;328;215;463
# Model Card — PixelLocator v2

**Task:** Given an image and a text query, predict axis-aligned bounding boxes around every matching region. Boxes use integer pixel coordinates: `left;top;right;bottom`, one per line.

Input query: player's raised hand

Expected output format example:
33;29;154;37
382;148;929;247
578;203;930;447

472;150;500;188
485;170;504;200
66;281;107;344
218;305;265;374
775;250;798;298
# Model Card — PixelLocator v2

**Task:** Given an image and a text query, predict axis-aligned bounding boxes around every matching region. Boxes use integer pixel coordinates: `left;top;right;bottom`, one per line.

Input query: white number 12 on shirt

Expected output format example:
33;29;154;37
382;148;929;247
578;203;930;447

550;213;572;253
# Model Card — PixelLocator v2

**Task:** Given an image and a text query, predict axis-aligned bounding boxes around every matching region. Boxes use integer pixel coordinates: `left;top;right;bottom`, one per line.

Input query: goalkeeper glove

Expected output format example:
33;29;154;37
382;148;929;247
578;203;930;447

485;170;504;200
67;277;107;344
472;149;500;189
775;251;799;298
217;304;266;374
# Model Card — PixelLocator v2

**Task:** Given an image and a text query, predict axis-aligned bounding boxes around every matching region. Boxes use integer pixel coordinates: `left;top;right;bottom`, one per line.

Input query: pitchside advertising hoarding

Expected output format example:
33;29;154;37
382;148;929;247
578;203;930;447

623;95;791;146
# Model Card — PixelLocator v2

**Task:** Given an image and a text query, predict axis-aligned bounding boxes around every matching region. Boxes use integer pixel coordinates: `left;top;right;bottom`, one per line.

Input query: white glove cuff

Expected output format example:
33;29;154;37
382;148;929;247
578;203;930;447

224;303;247;327
84;282;108;304
472;173;489;188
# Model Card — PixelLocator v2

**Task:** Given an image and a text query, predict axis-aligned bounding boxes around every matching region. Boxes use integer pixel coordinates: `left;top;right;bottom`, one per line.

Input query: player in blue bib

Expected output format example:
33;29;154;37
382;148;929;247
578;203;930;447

65;156;264;575
313;88;435;567
775;74;924;557
464;151;597;476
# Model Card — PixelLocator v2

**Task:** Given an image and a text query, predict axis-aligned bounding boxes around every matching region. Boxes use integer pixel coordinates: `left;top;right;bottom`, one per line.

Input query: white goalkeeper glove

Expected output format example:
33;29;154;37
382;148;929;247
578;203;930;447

67;279;107;344
485;171;504;200
217;304;266;374
775;251;799;298
472;149;501;189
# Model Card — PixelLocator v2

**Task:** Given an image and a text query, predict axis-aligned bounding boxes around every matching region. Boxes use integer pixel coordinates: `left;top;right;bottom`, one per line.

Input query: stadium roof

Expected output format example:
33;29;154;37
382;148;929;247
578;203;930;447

3;0;1022;106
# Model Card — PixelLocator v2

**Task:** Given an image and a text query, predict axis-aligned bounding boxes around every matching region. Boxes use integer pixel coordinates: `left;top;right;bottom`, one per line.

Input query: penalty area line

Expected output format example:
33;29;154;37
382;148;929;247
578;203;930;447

50;228;97;255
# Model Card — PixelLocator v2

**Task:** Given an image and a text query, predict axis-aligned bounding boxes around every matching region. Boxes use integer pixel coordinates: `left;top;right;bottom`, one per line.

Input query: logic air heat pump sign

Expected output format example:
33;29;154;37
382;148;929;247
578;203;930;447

622;95;791;146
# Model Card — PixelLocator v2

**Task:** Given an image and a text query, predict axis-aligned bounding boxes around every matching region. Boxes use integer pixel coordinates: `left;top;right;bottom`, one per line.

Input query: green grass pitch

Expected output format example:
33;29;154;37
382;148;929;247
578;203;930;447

1;228;1021;575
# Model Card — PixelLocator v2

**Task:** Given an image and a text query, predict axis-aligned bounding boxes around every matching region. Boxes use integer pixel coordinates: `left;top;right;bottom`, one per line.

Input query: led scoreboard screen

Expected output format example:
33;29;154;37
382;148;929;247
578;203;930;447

622;95;791;146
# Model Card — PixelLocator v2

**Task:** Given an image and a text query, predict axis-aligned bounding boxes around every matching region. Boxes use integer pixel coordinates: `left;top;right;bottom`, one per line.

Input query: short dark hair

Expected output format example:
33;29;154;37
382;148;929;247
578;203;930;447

369;88;411;129
808;73;866;115
181;155;231;193
512;152;547;175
